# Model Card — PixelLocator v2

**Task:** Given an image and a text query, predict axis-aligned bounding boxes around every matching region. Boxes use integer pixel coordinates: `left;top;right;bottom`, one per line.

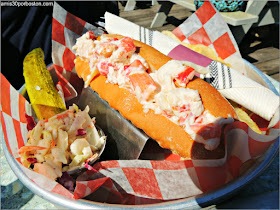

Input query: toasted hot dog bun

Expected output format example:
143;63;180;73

75;34;237;159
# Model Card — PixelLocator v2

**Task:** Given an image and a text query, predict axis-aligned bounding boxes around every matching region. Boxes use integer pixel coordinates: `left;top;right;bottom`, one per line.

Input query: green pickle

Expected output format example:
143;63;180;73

23;48;66;120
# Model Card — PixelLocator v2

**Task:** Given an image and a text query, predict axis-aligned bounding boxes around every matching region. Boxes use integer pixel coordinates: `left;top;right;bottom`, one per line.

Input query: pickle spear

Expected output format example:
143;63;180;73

23;48;66;120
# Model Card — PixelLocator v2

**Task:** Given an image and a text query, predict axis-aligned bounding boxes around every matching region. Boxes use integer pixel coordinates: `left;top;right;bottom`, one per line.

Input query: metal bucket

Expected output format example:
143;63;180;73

3;61;279;209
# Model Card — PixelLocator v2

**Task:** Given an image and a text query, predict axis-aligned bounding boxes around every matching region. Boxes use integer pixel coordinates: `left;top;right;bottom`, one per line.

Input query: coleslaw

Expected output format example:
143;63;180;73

19;104;106;180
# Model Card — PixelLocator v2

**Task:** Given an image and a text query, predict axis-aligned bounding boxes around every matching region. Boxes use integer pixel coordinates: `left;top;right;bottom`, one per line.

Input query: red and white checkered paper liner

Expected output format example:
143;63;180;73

1;2;279;205
172;1;245;74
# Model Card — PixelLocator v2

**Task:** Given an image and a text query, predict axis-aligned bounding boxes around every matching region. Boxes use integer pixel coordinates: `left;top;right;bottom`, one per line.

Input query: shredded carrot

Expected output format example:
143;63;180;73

51;140;56;147
56;113;68;119
19;146;47;154
86;153;98;163
67;110;74;113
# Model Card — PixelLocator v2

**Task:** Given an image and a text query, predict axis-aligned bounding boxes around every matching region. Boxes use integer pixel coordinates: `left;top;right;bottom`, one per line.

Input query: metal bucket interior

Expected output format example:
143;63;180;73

3;61;279;209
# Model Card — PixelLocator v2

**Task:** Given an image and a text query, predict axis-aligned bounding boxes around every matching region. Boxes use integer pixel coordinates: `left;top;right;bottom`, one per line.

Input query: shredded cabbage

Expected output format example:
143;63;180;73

20;104;106;180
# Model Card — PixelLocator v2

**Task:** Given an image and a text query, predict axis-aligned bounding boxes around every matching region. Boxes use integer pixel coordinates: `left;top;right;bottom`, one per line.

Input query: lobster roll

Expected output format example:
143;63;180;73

73;32;237;159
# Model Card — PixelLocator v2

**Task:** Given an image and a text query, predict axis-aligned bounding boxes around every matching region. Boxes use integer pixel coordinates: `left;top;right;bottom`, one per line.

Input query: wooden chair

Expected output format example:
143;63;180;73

149;0;279;43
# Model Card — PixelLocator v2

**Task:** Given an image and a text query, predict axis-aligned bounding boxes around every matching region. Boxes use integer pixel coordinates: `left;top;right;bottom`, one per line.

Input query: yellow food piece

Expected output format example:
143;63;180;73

23;48;66;120
229;100;262;134
162;30;230;67
234;107;262;134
